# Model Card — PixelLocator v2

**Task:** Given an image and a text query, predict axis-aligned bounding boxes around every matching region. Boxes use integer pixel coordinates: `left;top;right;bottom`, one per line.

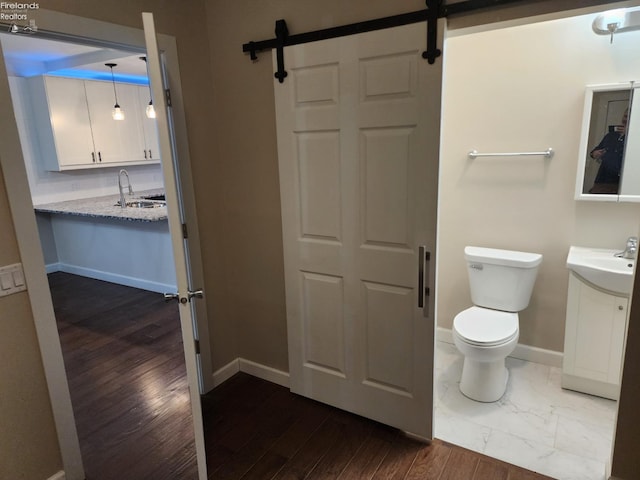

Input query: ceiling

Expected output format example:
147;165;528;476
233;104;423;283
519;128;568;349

0;32;149;84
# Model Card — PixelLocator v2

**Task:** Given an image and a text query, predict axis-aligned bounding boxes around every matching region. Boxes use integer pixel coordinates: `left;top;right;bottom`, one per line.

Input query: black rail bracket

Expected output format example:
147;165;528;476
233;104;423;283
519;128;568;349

247;41;258;61
422;0;442;64
274;19;289;83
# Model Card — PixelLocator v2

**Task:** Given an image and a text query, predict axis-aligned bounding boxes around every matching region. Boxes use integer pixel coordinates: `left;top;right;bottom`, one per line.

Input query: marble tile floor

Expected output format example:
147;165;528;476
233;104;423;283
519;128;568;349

434;341;618;480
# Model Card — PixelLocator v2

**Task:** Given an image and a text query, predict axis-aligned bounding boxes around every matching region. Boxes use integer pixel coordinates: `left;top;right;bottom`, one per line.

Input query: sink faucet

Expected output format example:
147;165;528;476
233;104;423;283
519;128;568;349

615;236;638;259
118;169;134;208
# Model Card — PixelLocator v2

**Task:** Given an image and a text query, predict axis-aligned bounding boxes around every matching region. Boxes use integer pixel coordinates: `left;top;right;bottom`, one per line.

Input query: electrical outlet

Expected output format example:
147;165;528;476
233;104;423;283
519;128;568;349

0;263;27;297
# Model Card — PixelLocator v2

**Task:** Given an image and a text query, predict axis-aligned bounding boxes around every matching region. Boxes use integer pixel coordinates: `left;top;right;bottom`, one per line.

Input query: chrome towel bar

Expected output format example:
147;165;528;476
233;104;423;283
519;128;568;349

468;148;554;160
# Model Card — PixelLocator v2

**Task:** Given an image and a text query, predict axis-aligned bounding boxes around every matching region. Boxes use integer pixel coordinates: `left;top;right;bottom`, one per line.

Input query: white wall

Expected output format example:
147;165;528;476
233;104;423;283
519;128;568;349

50;214;176;292
438;12;640;352
8;76;164;205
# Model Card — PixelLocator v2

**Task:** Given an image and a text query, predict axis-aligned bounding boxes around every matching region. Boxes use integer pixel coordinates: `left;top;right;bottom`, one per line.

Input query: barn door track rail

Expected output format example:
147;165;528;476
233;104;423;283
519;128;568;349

242;0;527;83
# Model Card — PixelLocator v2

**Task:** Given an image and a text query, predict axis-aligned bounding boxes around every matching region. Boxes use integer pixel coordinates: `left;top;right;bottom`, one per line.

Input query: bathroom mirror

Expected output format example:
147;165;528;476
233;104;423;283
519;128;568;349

576;83;640;202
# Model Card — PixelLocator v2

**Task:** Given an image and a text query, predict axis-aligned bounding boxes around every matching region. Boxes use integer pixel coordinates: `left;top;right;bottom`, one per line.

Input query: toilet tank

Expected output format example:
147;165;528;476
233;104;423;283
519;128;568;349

465;246;543;312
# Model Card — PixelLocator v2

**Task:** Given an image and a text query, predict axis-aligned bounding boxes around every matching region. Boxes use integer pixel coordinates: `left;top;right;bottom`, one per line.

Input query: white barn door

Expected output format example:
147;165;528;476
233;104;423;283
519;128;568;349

273;22;443;439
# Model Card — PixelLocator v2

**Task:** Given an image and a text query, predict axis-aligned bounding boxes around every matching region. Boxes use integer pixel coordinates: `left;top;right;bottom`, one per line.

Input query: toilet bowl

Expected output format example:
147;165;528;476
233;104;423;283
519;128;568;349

453;246;542;402
453;306;519;402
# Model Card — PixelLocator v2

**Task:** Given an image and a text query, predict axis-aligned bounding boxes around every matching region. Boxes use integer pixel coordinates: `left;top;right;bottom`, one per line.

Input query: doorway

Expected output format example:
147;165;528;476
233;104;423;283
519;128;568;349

0;10;209;480
0;31;200;478
434;6;638;480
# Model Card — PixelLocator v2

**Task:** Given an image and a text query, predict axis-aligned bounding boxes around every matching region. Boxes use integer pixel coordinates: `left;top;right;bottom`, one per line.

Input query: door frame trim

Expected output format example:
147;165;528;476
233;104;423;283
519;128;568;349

0;9;210;479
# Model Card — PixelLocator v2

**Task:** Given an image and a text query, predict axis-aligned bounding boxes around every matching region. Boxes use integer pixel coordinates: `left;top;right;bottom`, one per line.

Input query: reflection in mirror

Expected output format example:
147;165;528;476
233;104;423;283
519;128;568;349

583;88;630;195
576;83;636;200
620;86;640;199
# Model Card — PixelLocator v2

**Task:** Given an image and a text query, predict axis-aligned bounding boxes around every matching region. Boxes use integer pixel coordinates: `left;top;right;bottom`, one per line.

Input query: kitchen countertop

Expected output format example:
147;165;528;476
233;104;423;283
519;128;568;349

34;189;167;222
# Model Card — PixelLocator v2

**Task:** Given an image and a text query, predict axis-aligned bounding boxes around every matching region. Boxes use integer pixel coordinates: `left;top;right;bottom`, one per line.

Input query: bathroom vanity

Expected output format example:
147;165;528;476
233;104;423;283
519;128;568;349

562;246;635;400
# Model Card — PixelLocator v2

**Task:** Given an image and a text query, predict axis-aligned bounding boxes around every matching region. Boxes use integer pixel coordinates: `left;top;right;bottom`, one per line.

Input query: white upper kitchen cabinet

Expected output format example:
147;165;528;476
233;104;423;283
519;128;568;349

137;85;160;161
28;75;159;171
84;80;147;164
29;75;96;169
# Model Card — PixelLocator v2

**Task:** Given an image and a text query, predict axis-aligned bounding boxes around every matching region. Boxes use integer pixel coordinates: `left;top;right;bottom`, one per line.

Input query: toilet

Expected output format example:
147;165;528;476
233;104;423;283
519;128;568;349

452;246;542;402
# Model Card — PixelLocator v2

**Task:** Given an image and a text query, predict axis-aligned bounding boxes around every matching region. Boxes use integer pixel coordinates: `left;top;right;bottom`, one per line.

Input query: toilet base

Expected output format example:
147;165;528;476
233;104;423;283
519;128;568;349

459;357;509;402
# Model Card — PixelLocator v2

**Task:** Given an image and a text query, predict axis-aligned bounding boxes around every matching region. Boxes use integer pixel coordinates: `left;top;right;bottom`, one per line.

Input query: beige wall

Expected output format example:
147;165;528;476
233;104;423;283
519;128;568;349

0;166;62;479
438;12;640;352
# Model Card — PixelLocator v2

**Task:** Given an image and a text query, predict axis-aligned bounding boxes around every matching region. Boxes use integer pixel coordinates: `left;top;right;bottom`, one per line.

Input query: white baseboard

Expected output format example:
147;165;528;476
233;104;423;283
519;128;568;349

45;262;61;274
239;358;290;388
212;358;290;389
212;358;240;387
47;471;65;480
53;263;176;294
436;327;563;368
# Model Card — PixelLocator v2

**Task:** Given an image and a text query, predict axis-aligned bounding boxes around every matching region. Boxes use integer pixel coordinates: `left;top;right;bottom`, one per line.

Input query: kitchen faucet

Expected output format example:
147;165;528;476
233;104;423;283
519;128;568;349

118;169;134;208
615;236;638;259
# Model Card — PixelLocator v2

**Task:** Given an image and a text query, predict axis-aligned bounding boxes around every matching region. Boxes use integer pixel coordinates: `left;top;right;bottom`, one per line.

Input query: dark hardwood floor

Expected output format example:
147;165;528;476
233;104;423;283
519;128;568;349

51;271;553;480
49;272;198;480
202;373;553;480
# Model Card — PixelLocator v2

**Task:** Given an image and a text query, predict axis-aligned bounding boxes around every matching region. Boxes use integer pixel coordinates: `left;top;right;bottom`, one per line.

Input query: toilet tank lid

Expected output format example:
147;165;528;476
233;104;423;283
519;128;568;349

465;246;542;268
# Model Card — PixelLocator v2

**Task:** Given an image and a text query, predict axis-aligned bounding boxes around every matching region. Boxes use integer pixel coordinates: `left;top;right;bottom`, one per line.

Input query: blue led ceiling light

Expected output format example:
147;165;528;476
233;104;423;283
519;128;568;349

46;69;149;85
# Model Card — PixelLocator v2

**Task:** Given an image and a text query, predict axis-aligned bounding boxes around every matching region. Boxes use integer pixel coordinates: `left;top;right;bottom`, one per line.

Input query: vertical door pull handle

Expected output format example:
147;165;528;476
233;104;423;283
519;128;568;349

418;246;431;318
424;250;431;319
418;246;425;309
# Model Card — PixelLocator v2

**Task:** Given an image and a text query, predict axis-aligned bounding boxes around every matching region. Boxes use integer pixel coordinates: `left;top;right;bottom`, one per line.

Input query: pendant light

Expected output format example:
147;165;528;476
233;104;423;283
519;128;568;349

105;63;125;120
140;57;156;119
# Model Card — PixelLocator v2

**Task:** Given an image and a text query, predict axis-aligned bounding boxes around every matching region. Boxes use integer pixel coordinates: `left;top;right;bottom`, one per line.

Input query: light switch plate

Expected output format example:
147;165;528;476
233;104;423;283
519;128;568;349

0;263;27;297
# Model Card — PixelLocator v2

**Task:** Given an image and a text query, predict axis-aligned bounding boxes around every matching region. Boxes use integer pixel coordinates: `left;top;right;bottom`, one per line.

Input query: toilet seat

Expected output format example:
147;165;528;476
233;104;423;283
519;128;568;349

453;306;518;347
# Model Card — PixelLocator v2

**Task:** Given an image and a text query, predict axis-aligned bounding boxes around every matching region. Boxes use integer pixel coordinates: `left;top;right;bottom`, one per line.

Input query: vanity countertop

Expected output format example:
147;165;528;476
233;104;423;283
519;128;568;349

34;189;167;222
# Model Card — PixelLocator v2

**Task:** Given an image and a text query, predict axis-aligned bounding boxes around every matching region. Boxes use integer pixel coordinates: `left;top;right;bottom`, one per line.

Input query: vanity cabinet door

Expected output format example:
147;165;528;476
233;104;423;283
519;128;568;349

562;272;628;399
84;80;147;164
29;76;96;169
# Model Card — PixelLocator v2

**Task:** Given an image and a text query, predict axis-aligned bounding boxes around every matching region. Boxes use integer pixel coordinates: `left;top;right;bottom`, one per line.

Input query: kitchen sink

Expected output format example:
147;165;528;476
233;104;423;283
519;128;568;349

566;246;635;295
142;194;166;201
126;200;166;208
116;199;166;208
